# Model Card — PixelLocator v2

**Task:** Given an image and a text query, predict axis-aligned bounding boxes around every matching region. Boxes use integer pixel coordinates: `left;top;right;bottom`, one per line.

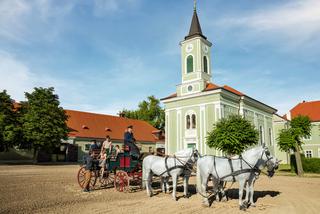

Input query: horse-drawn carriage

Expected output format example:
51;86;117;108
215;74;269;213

77;145;142;192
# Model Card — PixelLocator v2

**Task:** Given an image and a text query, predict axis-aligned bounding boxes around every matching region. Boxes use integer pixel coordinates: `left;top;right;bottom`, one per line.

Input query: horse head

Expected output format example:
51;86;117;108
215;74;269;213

261;147;280;177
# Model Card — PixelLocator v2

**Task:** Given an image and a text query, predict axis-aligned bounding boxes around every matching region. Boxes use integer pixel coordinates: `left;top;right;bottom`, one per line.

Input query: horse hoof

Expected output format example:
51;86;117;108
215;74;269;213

202;203;210;207
183;194;190;198
221;197;227;202
240;204;247;211
251;203;256;207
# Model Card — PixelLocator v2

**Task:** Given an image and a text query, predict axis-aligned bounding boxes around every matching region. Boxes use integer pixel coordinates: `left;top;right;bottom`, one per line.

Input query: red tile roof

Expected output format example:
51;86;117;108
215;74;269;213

65;110;159;142
161;83;245;100
290;101;320;122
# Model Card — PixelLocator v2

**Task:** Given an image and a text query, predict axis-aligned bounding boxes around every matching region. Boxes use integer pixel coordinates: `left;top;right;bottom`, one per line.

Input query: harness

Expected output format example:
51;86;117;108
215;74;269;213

199;149;274;199
158;153;196;177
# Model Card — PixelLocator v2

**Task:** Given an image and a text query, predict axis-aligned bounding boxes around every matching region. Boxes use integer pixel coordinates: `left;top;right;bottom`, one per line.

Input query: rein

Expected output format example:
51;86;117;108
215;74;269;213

158;152;196;177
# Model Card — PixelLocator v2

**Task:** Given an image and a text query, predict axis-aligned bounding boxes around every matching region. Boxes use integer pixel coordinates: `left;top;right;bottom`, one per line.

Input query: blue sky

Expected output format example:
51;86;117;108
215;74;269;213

0;0;319;116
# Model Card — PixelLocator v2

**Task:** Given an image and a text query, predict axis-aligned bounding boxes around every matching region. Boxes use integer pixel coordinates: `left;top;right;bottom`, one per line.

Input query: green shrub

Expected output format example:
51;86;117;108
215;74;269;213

290;154;320;174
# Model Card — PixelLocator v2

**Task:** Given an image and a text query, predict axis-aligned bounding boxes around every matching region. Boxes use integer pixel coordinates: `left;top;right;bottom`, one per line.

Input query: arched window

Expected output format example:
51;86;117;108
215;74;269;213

187;55;193;73
186;115;191;129
192;114;196;129
268;128;273;145
203;56;208;73
259;126;264;145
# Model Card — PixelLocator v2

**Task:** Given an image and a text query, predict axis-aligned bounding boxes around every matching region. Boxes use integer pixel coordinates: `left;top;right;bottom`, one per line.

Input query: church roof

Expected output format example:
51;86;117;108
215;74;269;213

287;100;320;122
161;83;276;112
161;83;243;101
185;9;207;40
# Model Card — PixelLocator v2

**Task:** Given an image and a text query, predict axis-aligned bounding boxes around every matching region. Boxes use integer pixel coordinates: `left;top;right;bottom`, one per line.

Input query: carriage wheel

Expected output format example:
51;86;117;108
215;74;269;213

98;168;115;187
77;166;97;189
114;170;129;192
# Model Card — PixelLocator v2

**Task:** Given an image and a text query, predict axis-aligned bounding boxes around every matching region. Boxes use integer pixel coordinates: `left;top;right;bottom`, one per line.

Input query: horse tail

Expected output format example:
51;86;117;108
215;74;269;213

196;158;203;194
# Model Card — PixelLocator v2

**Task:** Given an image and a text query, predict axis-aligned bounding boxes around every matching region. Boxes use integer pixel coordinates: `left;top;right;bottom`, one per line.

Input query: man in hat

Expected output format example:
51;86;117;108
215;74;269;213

124;125;140;159
83;140;100;192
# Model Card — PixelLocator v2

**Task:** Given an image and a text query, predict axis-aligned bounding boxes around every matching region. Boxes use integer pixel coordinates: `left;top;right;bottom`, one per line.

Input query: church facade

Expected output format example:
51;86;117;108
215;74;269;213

161;6;277;155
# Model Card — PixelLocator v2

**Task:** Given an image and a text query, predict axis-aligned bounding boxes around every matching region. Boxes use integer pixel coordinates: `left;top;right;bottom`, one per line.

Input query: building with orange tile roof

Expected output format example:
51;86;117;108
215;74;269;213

64;110;164;161
283;100;320;159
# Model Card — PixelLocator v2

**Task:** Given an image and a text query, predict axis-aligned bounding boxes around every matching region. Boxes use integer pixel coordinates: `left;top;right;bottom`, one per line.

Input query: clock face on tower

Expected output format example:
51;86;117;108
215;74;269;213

186;44;193;53
202;45;208;53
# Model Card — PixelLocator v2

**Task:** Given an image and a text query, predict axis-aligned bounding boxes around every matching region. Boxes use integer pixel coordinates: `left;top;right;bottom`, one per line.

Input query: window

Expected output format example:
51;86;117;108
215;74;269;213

268;128;273;145
192;114;196;129
186;115;191;129
188;143;196;149
203;56;208;73
85;144;91;151
186;113;196;130
259;126;264;145
187;55;194;73
305;150;312;158
302;135;312;141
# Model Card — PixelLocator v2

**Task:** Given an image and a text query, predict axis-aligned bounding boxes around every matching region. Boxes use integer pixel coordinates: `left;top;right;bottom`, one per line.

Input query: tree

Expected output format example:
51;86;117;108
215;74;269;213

206;114;259;155
119;96;165;130
0;90;20;152
22;87;69;161
278;115;312;176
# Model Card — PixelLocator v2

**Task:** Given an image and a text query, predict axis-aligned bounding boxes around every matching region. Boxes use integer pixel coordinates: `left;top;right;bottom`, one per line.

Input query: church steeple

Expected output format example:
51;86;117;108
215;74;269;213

177;1;212;96
185;1;207;40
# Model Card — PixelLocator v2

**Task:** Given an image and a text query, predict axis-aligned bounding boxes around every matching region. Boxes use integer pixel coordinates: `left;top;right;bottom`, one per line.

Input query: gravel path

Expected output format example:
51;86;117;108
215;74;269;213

0;165;319;214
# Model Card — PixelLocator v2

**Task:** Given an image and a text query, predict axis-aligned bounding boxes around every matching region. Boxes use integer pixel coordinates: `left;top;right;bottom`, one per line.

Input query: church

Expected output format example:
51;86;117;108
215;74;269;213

161;4;277;155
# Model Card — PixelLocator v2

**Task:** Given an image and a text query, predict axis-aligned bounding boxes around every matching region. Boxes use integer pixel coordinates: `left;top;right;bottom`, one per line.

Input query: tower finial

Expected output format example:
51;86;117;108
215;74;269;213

194;0;197;11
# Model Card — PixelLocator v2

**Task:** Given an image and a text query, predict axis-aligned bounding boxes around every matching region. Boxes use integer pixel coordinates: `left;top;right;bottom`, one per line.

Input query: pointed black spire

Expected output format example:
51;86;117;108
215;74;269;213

185;4;207;40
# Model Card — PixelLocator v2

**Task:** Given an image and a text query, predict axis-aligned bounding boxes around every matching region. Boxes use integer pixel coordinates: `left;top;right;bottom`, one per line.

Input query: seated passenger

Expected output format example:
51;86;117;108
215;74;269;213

124;125;140;159
114;145;121;157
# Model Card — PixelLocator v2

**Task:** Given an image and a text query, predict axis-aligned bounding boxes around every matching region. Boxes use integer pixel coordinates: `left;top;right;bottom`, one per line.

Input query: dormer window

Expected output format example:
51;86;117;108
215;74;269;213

187;55;194;73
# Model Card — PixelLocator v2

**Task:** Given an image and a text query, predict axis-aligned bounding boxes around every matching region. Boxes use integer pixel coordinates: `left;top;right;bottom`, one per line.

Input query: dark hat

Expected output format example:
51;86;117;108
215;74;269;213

127;125;133;129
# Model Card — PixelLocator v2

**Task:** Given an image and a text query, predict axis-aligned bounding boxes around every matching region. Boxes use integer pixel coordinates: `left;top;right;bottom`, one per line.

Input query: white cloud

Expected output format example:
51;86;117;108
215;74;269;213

0;51;34;101
0;0;76;43
93;0;140;17
216;0;320;48
0;51;87;106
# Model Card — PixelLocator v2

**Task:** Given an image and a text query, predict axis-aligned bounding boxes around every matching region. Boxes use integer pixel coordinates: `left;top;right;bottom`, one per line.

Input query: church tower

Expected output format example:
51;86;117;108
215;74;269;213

177;2;212;96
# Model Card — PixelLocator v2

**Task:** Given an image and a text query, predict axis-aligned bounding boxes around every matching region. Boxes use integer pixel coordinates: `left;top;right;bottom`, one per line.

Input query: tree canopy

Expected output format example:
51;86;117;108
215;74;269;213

22;87;69;155
277;115;312;152
277;115;312;176
119;96;165;130
206;114;259;155
0;90;20;151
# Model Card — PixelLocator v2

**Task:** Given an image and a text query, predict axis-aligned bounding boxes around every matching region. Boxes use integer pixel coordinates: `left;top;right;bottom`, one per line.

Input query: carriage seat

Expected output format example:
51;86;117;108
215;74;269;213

122;145;130;152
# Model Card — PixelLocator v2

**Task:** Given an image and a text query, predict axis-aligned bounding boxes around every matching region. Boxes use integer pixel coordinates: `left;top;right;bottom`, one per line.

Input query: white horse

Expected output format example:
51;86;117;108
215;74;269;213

243;156;280;207
197;146;277;210
143;148;198;201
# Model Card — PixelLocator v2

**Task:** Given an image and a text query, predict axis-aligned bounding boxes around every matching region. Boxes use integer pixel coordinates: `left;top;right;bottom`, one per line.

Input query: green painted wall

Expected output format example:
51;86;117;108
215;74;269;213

301;121;320;158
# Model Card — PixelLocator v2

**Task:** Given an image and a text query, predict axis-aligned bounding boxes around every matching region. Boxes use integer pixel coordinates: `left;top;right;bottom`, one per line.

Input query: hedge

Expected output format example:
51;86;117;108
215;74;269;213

290;154;320;174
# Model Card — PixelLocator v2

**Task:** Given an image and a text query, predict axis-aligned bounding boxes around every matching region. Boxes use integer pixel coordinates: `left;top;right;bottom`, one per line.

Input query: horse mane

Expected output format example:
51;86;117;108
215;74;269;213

242;146;264;158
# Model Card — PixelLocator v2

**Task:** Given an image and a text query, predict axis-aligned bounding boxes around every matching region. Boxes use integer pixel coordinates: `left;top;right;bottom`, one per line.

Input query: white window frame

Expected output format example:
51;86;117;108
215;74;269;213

305;150;313;158
302;135;312;141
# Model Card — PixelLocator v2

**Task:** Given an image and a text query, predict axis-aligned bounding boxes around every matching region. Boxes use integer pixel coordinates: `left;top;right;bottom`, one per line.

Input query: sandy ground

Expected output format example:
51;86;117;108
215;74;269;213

0;165;319;214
